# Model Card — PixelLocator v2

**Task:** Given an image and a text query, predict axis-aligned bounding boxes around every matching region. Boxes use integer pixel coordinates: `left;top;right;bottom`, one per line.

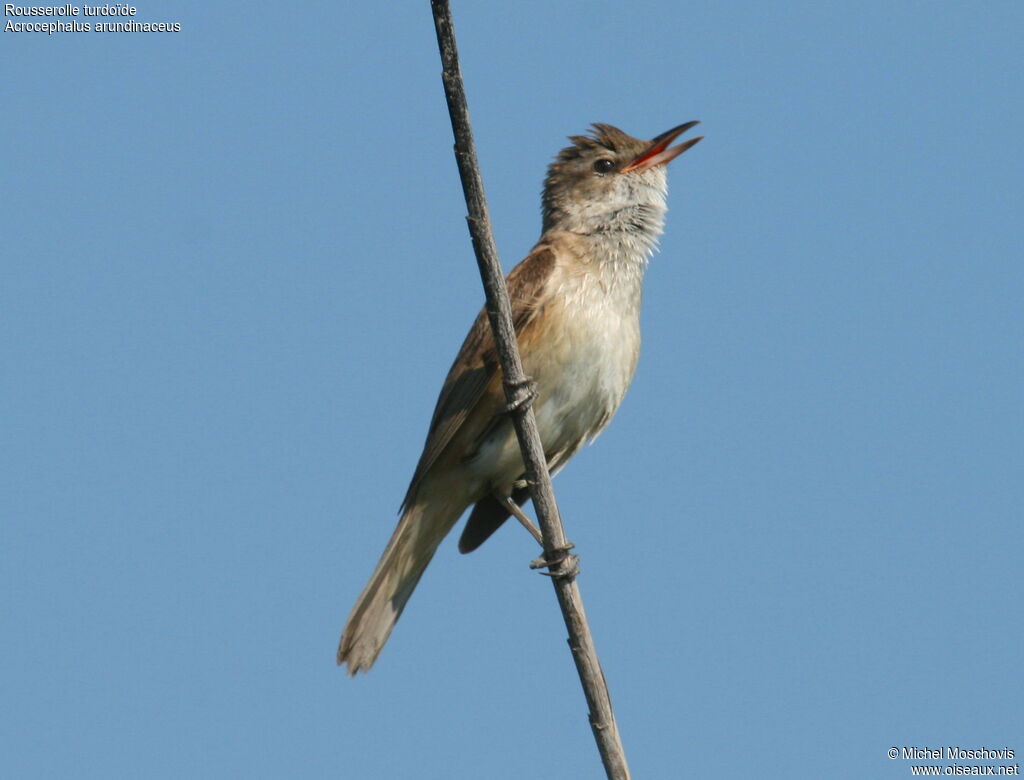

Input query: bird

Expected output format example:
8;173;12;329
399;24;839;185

337;121;702;674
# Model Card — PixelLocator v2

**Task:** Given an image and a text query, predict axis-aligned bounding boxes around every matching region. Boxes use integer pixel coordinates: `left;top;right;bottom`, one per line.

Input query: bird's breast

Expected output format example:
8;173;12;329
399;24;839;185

465;252;646;491
533;263;642;435
509;257;638;470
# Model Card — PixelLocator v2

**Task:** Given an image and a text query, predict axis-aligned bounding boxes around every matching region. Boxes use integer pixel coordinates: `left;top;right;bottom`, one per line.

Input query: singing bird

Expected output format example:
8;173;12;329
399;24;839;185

338;122;702;674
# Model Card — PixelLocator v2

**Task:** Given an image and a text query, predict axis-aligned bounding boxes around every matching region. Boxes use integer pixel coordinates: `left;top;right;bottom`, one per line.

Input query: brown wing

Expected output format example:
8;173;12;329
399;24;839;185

400;246;556;511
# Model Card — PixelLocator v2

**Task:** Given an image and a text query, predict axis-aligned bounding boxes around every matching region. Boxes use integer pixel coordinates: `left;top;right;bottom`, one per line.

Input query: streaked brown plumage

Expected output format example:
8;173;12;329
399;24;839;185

338;122;702;674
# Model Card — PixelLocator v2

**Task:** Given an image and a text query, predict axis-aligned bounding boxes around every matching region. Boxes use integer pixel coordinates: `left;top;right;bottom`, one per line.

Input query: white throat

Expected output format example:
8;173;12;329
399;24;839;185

555;167;668;269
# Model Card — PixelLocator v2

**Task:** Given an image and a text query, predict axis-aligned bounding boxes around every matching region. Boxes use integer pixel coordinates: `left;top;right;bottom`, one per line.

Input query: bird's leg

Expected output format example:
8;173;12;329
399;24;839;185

501;375;537;415
494;490;578;579
495;491;543;546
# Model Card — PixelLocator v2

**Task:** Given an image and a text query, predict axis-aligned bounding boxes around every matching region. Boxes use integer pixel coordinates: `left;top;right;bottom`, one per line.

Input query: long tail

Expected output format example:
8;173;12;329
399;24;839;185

337;499;457;675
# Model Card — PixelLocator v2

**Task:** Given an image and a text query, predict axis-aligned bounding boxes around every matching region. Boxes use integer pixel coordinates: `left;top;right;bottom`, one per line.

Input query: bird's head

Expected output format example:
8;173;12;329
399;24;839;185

541;122;701;236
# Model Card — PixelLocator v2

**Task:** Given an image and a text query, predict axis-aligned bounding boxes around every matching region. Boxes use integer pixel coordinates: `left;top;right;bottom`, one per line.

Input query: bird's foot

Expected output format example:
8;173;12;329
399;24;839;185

502;376;537;415
530;542;579;581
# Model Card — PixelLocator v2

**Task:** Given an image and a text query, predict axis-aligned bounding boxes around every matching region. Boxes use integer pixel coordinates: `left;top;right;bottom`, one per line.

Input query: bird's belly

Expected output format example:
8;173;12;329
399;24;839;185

467;298;640;491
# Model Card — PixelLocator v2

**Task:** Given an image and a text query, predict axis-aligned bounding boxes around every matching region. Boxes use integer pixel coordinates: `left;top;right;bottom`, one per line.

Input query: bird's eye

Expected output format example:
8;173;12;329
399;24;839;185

593;159;615;174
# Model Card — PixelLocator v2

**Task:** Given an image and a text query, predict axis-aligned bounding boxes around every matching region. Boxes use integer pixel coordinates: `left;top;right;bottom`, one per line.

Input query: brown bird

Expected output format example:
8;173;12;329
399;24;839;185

338;121;702;674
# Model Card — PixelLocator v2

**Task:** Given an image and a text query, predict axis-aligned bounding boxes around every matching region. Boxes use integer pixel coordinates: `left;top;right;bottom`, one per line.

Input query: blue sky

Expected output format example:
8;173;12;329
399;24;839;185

3;2;1022;778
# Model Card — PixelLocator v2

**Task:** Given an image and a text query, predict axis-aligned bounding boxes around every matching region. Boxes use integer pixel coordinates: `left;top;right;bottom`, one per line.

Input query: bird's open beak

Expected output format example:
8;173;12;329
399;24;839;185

620;121;702;173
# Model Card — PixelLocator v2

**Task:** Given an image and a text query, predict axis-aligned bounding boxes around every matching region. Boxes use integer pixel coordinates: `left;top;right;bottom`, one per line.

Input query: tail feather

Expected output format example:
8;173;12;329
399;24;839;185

458;486;530;553
337;501;456;675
